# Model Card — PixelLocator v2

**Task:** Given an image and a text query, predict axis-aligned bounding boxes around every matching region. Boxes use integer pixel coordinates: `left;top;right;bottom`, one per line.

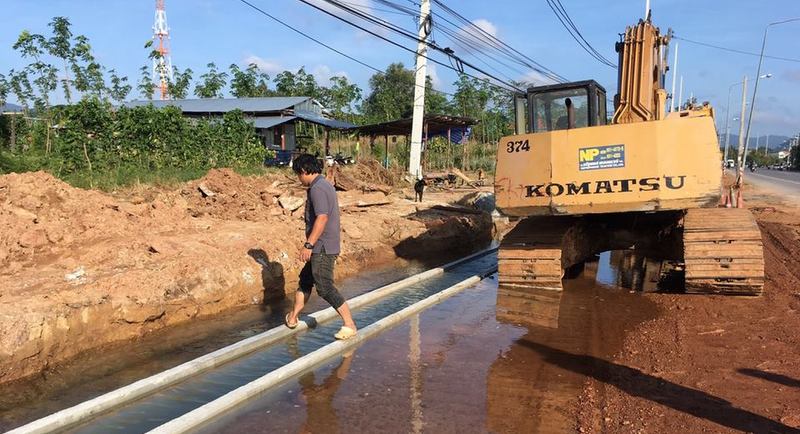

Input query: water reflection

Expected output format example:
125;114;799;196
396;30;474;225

296;351;354;433
206;270;657;434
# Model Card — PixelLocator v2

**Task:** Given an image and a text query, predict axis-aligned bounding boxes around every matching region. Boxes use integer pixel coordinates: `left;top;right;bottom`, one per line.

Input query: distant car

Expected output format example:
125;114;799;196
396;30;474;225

264;150;294;168
726;159;735;169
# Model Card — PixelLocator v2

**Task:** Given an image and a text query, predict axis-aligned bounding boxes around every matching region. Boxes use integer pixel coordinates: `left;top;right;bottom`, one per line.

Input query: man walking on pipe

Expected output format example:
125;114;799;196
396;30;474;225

286;154;358;340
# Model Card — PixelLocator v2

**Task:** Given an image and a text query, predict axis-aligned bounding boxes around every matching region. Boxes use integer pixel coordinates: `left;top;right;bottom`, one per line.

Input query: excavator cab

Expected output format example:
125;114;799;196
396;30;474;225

514;80;607;134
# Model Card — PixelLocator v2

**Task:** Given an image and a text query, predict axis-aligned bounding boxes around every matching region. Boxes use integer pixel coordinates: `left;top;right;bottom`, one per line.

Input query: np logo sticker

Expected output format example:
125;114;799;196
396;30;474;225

579;144;625;171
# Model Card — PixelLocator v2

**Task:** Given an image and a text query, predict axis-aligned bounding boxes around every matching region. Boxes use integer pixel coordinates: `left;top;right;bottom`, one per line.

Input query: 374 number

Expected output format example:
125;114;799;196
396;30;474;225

506;139;530;153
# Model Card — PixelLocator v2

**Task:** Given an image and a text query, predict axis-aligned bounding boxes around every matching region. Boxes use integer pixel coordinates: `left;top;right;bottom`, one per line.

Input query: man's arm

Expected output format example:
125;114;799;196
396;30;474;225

306;214;329;247
300;214;328;261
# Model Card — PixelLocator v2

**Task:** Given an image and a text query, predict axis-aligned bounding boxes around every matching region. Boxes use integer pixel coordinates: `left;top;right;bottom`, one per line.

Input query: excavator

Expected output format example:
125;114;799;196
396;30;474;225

494;15;765;304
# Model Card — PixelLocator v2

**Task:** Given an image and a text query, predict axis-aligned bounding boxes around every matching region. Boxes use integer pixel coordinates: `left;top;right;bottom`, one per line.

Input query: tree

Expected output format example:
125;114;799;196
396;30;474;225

137;65;155;100
194;62;228;98
108;69;132;103
273;67;320;98
425;76;448;115
362;63;415;122
168;66;193;99
29;61;58;112
229;63;270;97
46;17;75;103
362;63;445;122
13;30;57;111
69;34;101;97
8;69;34;113
0;74;8;107
320;75;361;119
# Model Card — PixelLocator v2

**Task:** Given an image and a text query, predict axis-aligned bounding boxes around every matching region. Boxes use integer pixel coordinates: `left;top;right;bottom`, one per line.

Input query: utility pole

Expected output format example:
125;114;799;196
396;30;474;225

670;42;678;112
408;0;431;179
678;76;683;110
735;76;748;208
765;134;770;153
645;0;651;19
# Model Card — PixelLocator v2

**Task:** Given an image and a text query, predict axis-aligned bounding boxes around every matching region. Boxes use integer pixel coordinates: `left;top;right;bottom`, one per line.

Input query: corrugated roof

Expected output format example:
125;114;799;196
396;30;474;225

294;110;356;130
347;114;478;135
249;116;297;129
124;97;310;114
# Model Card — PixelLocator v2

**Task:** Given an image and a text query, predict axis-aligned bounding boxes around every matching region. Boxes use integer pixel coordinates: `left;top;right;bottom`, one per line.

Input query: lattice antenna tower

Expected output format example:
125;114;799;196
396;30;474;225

152;0;174;100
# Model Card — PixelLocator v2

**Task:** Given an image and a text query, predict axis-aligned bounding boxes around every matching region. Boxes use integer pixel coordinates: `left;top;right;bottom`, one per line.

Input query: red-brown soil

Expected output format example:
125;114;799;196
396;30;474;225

576;187;800;433
0;167;493;386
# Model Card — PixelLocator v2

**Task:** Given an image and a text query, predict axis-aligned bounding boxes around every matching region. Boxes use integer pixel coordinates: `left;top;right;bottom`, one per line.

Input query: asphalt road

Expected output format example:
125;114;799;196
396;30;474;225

746;169;800;203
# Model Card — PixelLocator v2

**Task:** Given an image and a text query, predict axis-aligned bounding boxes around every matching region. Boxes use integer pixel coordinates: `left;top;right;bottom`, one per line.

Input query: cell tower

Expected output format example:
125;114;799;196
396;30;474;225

152;0;174;100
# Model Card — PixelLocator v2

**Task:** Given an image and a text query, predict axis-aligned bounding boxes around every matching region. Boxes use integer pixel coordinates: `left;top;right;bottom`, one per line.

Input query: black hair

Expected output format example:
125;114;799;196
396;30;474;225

292;153;322;175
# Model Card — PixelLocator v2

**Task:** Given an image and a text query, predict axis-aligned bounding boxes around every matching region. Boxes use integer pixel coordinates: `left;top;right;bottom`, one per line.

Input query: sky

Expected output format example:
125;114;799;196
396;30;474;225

1;0;799;136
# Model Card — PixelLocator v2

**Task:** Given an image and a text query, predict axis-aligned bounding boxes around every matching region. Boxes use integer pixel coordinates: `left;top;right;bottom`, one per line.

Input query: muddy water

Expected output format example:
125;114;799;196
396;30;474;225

199;255;659;434
0;258;437;431
61;253;497;433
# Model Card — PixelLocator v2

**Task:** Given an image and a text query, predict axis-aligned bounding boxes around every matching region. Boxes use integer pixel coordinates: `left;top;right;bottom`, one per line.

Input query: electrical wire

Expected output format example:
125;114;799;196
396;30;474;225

545;0;616;68
237;0;455;96
431;0;567;83
673;35;800;63
297;0;525;92
550;0;616;67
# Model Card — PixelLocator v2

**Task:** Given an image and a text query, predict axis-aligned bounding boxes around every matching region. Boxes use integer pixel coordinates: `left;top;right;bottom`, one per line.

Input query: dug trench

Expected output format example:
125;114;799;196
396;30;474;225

0;165;494;418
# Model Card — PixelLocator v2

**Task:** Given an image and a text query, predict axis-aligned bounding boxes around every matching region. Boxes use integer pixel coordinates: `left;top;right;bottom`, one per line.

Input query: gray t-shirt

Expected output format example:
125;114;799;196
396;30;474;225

304;175;341;254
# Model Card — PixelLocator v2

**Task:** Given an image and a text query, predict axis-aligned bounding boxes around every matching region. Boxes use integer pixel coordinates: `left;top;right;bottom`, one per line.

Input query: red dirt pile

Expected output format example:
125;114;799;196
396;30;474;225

0;168;493;386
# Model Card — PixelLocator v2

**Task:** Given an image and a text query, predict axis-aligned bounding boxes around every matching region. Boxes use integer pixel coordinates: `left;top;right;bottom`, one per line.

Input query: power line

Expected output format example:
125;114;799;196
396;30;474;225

297;0;524;92
238;0;380;73
431;0;567;83
673;35;800;63
545;0;616;68
550;0;616;67
237;0;455;97
338;0;413;16
308;0;523;91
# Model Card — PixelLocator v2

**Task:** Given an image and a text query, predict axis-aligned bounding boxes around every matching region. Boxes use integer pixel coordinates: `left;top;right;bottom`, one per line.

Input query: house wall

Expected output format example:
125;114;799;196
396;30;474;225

258;123;297;151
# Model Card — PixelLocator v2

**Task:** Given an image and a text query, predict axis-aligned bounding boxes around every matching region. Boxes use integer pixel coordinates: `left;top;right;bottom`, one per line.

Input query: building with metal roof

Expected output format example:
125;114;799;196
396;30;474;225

124;97;355;152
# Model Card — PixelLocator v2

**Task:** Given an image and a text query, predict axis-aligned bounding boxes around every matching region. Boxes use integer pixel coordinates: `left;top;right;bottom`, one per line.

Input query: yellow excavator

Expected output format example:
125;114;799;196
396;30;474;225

494;16;764;299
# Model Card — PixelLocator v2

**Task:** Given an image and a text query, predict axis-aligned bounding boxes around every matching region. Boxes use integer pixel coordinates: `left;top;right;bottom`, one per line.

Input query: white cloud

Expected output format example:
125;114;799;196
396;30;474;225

243;55;284;75
472;19;498;38
521;69;557;86
452;18;500;55
312;65;349;86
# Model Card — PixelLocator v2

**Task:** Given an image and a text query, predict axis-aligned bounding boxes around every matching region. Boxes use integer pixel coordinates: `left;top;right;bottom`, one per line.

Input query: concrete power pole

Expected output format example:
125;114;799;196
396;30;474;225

670;43;678;112
408;0;431;179
735;76;748;207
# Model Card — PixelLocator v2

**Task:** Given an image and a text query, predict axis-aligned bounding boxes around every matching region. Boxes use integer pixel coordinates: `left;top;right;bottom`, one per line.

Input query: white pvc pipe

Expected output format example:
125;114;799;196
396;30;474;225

149;272;493;434
8;247;497;434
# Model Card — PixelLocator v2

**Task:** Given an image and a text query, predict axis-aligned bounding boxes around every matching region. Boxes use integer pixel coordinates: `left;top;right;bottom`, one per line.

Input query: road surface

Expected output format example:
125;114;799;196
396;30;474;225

746;169;800;204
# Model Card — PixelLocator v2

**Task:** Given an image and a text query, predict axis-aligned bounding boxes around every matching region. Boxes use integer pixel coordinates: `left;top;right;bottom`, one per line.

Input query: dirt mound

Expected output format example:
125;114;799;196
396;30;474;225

183;169;303;221
0;171;183;270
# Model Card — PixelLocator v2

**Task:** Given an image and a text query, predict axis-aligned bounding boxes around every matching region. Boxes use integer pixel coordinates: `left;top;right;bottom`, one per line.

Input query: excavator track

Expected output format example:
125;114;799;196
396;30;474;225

498;218;572;291
683;208;764;295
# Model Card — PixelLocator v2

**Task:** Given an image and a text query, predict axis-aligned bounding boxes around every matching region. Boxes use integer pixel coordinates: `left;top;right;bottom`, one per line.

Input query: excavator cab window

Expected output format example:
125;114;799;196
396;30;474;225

527;80;607;133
